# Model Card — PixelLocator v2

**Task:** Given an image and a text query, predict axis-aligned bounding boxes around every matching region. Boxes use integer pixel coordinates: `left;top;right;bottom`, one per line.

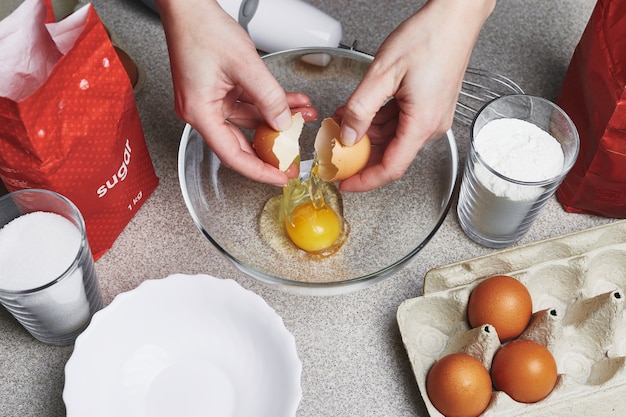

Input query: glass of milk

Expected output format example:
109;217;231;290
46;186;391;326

457;95;579;248
0;189;103;345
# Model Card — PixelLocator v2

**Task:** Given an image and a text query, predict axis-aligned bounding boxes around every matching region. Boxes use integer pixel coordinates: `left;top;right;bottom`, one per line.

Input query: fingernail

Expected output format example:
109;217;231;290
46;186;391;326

341;125;357;146
275;111;292;132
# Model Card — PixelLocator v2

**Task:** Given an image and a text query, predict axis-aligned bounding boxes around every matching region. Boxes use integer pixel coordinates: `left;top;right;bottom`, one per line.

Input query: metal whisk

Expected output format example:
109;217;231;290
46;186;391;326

456;67;524;125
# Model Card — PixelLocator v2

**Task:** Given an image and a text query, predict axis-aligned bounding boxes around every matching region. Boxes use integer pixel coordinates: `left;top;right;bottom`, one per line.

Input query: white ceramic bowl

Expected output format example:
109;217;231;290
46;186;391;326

63;274;302;417
178;47;458;296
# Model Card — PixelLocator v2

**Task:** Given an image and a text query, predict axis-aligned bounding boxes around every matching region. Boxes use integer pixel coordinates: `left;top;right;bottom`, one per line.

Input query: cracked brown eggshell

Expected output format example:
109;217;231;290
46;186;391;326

253;112;304;172
314;117;371;182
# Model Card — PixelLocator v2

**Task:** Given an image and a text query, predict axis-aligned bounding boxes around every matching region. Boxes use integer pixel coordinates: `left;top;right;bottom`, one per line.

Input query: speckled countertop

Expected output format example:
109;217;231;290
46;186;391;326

0;0;614;416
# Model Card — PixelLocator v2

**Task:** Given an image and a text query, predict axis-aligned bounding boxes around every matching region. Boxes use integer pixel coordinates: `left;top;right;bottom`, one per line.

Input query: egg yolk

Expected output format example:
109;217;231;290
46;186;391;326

285;201;341;253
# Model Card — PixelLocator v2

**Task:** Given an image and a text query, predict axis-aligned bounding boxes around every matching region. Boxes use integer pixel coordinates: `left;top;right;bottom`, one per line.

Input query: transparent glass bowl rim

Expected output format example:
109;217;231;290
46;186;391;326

177;47;459;292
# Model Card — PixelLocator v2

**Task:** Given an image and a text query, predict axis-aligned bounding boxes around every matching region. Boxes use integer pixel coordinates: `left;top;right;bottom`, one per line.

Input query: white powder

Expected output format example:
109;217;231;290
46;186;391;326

0;211;81;291
474;118;564;201
459;117;567;244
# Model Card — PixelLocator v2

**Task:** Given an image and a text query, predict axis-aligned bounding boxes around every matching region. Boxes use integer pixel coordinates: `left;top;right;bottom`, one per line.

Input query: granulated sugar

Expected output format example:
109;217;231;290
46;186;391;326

474;118;564;200
0;211;81;291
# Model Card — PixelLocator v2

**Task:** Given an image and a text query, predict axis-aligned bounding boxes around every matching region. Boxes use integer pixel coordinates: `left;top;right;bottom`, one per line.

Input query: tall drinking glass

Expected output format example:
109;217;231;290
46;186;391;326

0;189;103;345
457;95;579;248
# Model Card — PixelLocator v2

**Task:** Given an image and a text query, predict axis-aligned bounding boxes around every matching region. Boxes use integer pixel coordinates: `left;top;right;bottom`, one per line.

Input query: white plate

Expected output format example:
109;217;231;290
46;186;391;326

63;274;302;417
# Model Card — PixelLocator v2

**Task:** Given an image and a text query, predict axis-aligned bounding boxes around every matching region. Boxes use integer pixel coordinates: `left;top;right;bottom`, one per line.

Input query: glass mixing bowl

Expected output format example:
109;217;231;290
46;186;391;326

178;47;458;295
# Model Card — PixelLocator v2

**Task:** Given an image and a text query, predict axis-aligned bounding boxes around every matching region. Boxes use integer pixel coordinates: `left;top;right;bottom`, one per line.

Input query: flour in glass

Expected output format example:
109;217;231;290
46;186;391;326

467;117;565;241
474;118;565;201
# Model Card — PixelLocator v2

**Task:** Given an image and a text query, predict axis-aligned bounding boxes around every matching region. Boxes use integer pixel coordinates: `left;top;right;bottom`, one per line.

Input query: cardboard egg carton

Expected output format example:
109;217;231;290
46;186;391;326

398;220;626;416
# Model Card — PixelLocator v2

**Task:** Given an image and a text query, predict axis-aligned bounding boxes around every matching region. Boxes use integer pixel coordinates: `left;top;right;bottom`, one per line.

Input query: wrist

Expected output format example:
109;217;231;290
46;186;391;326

430;0;496;18
427;0;495;28
416;0;495;59
154;0;225;22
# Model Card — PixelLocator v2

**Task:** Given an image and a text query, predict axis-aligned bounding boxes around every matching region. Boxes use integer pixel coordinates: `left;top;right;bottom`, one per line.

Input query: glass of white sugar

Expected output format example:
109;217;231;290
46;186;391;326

0;189;103;345
457;95;579;248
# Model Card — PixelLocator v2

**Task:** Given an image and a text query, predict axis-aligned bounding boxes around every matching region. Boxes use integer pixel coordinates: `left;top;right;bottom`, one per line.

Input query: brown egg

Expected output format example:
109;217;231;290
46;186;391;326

426;353;492;417
253;112;304;171
467;275;533;342
491;339;558;403
314;117;371;182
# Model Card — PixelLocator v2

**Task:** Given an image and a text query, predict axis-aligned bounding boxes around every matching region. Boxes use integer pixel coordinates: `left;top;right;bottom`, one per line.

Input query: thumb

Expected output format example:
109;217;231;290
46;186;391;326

233;58;293;132
340;65;397;146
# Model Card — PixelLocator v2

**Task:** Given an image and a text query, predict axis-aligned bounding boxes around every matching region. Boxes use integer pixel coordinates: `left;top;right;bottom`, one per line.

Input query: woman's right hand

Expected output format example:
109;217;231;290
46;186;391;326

155;0;317;186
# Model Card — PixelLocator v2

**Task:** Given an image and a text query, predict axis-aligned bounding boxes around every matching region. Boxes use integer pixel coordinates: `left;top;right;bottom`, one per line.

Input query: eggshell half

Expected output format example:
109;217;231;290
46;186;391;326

314;118;371;182
253;113;304;171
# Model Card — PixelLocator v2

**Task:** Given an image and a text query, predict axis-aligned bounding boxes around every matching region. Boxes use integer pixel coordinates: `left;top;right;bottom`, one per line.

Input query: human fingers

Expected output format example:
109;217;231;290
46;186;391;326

338;127;422;192
195;116;290;186
335;99;399;146
338;62;401;147
335;97;399;124
228;56;295;132
235;91;313;111
228;93;319;129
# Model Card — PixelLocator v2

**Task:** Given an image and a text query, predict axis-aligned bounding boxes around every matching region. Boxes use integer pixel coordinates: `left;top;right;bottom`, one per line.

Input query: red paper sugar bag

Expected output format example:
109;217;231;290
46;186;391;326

556;0;626;218
0;0;158;259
